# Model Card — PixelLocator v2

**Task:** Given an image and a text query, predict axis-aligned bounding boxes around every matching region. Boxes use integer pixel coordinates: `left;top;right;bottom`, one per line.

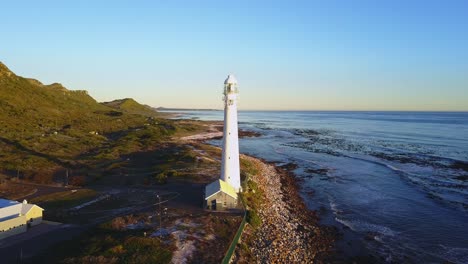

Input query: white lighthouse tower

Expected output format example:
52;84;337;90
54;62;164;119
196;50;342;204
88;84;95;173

204;75;241;210
220;74;241;191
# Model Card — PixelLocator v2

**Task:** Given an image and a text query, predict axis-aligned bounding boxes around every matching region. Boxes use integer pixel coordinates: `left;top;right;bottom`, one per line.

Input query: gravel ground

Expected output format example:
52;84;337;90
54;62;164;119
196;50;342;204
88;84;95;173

236;155;336;263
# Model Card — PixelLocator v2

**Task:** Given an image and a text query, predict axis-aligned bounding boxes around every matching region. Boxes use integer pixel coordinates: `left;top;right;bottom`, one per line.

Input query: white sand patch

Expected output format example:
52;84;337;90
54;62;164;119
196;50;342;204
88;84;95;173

151;228;172;237
174;219;201;228
171;231;196;264
180;132;222;141
126;221;147;230
204;233;216;241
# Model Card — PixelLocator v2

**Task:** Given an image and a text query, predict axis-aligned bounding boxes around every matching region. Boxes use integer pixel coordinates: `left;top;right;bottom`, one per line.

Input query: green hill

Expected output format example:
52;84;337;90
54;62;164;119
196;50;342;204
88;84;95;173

0;61;177;184
102;98;158;117
0;62;117;136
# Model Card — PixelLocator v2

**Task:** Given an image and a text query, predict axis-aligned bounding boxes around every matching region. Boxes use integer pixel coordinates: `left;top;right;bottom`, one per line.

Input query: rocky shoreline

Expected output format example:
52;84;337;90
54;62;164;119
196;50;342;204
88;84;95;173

180;123;337;263
236;155;336;263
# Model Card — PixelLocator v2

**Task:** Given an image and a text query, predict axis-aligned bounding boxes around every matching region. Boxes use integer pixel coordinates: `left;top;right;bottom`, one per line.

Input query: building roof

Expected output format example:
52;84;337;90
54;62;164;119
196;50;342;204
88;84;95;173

0;199;43;221
21;203;43;215
205;179;238;200
0;199;19;209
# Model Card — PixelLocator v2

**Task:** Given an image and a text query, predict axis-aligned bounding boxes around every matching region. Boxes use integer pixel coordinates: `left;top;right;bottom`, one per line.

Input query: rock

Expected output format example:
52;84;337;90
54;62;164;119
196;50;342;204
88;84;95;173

236;156;335;263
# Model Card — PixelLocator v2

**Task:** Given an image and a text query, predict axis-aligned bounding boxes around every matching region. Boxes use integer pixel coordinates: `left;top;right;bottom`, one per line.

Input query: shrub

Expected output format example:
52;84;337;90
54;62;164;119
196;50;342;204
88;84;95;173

246;210;262;228
69;175;86;186
154;172;167;184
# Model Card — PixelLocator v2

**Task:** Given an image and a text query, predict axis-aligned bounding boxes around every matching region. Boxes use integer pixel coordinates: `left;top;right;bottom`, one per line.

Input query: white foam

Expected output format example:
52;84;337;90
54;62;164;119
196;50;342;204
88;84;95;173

334;217;355;230
438;244;468;264
328;196;343;215
334;217;397;237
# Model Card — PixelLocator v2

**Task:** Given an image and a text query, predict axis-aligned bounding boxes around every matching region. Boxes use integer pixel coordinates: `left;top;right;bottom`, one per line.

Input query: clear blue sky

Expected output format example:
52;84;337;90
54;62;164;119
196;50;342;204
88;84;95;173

1;0;467;110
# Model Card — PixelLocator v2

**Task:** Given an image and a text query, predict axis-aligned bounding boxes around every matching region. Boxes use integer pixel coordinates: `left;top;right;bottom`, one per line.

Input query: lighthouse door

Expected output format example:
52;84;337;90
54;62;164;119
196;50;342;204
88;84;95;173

211;200;217;210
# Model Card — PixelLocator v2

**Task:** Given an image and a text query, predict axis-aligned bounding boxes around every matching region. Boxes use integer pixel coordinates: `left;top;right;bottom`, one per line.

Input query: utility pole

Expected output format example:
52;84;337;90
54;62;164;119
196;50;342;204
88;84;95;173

157;194;161;234
163;207;167;228
156;194;168;238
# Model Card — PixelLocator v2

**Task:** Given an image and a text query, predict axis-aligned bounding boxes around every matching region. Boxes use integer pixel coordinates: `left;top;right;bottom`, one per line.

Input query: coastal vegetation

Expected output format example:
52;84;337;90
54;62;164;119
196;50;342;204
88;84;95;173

1;61;336;263
239;157;263;229
0;62;187;185
30;189;97;208
36;222;174;264
0;62;247;263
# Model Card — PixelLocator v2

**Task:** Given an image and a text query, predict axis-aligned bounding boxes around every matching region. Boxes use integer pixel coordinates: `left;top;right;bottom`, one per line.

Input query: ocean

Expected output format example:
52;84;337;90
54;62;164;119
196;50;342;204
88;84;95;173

169;110;468;263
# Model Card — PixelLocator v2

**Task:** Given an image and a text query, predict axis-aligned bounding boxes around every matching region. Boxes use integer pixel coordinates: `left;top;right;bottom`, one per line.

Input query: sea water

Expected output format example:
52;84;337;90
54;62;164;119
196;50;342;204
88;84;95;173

169;110;468;263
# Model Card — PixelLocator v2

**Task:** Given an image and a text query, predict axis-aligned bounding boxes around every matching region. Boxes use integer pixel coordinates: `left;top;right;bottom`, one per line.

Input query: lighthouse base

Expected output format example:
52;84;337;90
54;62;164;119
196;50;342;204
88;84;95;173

204;179;241;211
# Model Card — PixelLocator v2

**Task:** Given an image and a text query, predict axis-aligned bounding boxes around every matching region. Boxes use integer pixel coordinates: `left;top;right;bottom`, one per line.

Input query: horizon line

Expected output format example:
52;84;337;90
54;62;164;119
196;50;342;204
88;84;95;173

157;108;468;113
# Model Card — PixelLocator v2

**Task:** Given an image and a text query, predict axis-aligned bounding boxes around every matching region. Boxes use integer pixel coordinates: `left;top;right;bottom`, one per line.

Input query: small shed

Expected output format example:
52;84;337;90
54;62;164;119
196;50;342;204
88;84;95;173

205;179;238;210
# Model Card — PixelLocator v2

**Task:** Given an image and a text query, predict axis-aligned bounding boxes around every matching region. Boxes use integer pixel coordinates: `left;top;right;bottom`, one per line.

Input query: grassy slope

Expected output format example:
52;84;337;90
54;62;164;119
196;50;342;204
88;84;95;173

1;62;247;263
0;62;113;135
0;62;177;183
102;98;158;117
30;189;98;209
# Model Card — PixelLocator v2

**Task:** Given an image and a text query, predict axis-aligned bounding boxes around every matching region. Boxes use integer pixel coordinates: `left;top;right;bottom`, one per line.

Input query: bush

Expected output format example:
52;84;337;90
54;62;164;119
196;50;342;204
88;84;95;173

154;172;167;184
167;170;179;177
69;175;86;186
246;210;262;228
121;237;172;263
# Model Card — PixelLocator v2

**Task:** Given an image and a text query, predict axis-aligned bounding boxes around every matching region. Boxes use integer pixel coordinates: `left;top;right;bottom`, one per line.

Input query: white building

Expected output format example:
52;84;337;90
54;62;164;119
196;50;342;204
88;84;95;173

205;74;242;210
205;179;238;210
0;199;44;240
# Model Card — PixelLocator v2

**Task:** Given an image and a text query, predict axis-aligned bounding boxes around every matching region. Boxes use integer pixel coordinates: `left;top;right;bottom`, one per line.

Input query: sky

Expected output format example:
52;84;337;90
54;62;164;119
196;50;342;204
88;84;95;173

1;0;467;111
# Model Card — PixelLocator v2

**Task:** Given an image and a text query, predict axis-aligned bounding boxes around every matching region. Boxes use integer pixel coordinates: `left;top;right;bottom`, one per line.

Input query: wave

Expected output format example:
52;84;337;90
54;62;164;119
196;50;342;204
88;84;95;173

335;216;468;263
282;136;468;209
334;217;398;237
438;245;468;264
282;126;468;170
337;156;468;209
329;198;341;215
